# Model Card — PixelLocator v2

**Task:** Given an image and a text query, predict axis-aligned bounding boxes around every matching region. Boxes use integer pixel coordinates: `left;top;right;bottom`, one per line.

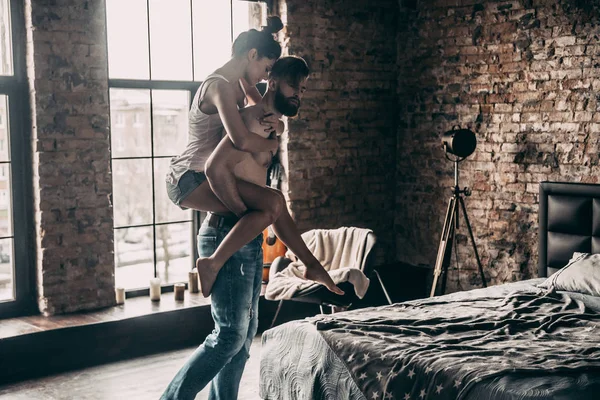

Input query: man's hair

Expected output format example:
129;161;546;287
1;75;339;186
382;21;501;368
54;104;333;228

269;56;310;87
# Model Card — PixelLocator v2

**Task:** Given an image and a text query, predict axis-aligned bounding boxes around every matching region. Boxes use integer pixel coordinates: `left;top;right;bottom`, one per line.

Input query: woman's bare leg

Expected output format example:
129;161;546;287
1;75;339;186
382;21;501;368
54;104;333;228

265;189;343;293
204;138;250;217
183;134;342;296
181;181;343;297
181;179;282;297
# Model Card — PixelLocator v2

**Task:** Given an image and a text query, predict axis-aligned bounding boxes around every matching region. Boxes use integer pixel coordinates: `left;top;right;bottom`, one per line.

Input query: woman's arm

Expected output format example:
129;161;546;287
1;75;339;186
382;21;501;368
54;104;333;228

240;78;263;106
210;80;278;153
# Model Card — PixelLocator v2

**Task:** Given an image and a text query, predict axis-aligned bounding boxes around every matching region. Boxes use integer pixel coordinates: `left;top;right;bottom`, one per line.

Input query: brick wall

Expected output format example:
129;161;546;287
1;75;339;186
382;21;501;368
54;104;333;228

23;0;596;314
20;0;401;316
396;0;600;292
25;0;114;315
275;0;399;264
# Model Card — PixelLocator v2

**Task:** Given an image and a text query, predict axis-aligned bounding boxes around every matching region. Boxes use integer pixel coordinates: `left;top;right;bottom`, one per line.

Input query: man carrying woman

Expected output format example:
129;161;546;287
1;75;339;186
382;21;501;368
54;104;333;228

161;16;342;400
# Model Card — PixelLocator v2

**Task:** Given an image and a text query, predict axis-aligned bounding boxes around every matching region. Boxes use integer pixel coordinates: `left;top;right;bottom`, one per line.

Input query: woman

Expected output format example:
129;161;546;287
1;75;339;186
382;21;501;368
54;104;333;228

166;17;343;297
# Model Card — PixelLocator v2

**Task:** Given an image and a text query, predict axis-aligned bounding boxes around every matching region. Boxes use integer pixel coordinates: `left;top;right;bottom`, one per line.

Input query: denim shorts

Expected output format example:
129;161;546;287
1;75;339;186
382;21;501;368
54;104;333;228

166;170;207;210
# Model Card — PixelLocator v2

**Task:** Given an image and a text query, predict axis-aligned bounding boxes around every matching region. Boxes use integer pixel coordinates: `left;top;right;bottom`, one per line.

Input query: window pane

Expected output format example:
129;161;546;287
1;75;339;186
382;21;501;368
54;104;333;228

0;0;12;76
0;95;9;162
154;158;191;224
232;1;267;40
112;158;153;228
114;226;154;290
152;90;189;157
110;89;151;158
149;0;192;81
156;222;192;285
0;163;11;237
106;0;150;79
0;238;13;301
192;0;231;81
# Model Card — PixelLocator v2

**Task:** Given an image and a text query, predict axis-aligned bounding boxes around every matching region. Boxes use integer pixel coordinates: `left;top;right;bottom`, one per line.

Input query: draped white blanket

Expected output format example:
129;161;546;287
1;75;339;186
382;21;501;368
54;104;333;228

264;227;373;301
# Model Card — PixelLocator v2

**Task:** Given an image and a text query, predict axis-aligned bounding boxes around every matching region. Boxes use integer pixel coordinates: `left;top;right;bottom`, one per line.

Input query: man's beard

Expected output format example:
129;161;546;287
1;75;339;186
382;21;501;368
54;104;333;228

274;89;300;117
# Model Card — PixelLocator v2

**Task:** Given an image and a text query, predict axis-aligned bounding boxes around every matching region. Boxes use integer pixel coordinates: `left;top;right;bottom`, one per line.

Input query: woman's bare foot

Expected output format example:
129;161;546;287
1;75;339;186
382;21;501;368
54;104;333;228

195;258;220;297
304;264;345;296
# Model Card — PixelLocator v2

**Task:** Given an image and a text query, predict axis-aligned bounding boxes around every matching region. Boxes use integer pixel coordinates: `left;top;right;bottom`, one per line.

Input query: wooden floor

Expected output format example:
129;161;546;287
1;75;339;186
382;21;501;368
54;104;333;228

0;335;263;400
0;263;428;398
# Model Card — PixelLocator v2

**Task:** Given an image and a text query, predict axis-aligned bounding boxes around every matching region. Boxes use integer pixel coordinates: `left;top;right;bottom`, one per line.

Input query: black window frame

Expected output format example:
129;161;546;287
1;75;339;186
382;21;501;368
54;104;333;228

0;0;36;319
107;0;268;298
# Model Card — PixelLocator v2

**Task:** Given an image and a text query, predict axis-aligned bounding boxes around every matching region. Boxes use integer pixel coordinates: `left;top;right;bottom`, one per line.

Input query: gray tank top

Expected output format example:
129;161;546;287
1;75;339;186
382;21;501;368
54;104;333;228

167;73;247;185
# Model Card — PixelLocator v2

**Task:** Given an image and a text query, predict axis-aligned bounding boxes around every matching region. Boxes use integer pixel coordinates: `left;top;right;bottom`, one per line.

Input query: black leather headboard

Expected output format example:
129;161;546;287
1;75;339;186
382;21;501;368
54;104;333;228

538;182;600;278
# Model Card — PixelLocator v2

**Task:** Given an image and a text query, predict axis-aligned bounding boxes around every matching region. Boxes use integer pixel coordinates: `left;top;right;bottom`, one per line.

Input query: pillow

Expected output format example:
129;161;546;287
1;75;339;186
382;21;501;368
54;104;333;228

538;252;600;296
570;252;587;262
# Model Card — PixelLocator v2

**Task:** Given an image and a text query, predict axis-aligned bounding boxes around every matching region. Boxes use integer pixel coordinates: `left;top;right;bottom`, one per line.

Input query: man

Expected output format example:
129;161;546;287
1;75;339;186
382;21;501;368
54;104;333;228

161;56;340;400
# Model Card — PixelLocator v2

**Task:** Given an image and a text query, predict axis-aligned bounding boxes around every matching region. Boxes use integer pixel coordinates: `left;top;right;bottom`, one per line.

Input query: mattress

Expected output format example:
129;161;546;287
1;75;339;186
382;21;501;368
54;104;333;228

260;279;600;400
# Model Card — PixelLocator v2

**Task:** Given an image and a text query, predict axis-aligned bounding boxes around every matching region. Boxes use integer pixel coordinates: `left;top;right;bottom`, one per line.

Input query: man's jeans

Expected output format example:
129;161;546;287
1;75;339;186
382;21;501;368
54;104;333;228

161;220;263;400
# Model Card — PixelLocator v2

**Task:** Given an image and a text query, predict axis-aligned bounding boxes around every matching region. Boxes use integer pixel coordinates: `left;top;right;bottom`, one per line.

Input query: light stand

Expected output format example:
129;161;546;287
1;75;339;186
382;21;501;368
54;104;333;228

430;132;487;297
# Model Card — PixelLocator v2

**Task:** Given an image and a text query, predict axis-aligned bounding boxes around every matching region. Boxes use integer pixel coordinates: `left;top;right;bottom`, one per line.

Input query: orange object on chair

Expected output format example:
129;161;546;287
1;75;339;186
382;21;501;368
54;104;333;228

262;226;287;282
261;159;287;282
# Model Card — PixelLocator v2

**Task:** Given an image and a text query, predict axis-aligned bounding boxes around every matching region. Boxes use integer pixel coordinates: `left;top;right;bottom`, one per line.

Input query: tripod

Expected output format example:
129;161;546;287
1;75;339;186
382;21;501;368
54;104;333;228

430;156;487;297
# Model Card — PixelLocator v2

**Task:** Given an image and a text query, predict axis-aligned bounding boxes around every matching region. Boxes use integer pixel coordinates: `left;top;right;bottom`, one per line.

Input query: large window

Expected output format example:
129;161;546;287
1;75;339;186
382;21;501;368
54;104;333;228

0;0;33;318
106;0;267;292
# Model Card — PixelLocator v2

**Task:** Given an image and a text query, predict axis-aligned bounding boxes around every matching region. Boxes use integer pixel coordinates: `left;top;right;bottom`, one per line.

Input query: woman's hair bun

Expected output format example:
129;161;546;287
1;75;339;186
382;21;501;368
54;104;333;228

263;16;283;35
232;16;282;59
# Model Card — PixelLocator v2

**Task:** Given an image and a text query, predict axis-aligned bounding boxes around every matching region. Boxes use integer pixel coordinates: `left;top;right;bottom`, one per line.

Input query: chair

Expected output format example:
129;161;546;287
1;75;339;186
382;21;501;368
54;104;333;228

267;228;392;328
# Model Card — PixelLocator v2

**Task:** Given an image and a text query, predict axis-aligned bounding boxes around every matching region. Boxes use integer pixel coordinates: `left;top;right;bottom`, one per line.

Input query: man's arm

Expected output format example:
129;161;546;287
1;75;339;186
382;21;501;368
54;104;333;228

204;106;275;217
204;137;249;217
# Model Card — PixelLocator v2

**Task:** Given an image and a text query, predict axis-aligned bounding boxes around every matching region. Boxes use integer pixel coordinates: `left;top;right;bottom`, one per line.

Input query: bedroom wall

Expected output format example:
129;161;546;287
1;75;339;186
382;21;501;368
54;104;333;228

274;0;399;264
396;0;600;292
20;0;400;316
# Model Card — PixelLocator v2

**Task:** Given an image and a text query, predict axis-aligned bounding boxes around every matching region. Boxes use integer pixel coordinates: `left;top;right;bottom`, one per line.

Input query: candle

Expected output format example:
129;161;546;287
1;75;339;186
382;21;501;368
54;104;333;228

115;287;125;305
149;278;161;301
188;269;199;293
174;283;185;301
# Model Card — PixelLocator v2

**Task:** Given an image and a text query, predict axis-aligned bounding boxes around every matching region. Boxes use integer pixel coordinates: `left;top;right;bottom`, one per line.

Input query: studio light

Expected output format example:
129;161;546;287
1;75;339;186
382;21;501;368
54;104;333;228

431;126;486;297
441;126;477;158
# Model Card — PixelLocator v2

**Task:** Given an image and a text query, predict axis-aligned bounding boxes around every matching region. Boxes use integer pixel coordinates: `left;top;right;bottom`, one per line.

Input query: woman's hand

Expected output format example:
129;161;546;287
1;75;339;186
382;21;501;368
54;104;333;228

258;113;280;135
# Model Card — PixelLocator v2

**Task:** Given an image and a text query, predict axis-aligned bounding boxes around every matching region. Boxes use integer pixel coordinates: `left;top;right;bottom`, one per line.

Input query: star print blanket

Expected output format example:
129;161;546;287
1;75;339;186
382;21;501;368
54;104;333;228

260;279;600;400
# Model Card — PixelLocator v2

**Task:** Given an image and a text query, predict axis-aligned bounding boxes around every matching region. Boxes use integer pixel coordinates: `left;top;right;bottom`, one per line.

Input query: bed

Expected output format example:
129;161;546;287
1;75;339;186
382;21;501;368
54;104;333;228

259;182;600;400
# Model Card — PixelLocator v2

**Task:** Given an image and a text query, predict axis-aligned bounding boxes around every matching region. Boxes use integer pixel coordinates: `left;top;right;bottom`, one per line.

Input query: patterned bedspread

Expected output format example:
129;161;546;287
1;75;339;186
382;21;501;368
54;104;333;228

260;280;600;400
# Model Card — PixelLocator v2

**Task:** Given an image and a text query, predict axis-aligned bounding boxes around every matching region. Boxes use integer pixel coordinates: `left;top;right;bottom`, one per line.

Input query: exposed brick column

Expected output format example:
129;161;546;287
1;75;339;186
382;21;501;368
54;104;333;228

25;0;114;315
275;0;399;264
396;0;600;292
